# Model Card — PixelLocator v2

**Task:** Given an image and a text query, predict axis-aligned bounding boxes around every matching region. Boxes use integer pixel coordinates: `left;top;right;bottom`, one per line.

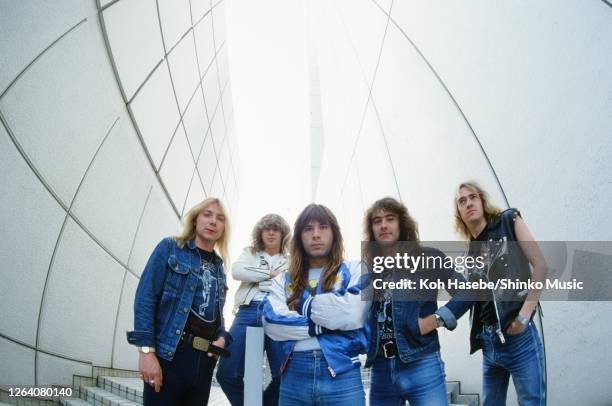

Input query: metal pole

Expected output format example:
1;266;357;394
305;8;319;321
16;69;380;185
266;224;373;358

244;326;264;406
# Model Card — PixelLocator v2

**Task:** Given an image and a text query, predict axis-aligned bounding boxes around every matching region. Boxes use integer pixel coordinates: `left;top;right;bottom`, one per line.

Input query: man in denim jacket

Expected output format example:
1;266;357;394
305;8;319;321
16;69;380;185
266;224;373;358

364;197;473;406
127;198;232;405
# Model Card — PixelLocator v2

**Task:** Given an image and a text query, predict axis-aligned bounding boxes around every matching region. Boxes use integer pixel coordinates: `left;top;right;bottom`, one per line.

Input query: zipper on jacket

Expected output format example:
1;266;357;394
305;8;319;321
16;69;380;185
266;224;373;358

280;342;297;375
371;302;381;361
483;237;507;344
242;285;255;306
327;366;336;378
491;288;506;344
280;353;291;375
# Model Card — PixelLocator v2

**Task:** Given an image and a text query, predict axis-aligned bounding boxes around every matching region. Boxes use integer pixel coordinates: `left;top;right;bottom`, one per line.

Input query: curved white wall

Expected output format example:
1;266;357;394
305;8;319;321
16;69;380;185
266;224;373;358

310;1;612;405
0;0;239;386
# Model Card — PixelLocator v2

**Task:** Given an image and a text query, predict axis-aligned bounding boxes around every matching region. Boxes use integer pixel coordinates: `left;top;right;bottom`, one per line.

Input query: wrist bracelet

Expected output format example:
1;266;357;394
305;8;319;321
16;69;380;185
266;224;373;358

516;314;529;326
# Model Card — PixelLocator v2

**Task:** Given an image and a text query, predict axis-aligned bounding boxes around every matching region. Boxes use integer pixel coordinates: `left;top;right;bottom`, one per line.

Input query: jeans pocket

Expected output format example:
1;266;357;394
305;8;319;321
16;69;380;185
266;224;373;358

506;322;530;338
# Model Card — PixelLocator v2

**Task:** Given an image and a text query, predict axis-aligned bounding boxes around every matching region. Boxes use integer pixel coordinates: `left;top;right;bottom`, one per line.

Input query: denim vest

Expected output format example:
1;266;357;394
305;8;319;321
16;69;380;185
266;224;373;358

365;247;473;366
468;208;533;353
127;237;230;361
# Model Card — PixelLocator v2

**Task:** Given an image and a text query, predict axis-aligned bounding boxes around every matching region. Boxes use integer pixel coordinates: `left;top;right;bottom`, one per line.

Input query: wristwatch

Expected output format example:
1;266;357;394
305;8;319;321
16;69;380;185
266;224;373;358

516;314;529;327
434;314;445;328
139;346;155;354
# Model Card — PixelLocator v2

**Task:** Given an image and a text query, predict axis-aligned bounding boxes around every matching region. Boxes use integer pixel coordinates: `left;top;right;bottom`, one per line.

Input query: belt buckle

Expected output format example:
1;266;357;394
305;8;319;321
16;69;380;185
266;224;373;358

382;341;395;359
193;336;210;352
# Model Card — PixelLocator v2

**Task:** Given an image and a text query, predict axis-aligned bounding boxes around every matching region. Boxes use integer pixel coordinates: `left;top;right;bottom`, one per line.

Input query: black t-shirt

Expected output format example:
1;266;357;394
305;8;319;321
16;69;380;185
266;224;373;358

470;227;498;326
196;247;215;263
378;291;394;343
185;247;220;340
377;270;395;346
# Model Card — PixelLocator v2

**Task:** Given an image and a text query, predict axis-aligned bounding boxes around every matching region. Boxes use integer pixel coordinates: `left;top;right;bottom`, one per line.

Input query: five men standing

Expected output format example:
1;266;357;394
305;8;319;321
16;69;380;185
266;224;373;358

129;188;546;405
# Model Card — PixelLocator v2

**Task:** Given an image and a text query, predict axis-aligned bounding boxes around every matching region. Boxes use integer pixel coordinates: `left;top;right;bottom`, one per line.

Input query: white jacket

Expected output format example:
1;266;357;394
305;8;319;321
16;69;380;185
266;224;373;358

231;247;289;312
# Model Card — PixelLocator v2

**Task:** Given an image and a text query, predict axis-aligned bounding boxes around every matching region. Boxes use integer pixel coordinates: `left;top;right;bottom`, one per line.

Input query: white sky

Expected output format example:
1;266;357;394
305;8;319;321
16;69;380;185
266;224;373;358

224;0;311;299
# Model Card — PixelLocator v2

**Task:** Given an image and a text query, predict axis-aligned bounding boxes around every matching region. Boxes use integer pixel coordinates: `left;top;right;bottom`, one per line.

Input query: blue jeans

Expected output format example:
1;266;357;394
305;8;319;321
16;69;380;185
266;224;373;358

369;351;448;406
217;301;284;406
479;321;545;406
143;339;217;405
280;350;365;405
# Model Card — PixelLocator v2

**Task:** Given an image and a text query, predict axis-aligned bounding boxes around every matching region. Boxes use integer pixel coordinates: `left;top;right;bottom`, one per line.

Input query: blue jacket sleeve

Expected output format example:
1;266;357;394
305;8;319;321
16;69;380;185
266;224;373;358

307;261;370;331
263;270;335;341
431;249;474;330
126;238;171;347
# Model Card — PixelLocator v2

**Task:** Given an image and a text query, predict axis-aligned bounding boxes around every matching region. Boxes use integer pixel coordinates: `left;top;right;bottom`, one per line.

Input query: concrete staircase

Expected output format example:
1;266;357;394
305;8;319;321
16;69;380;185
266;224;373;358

59;375;228;406
443;381;479;406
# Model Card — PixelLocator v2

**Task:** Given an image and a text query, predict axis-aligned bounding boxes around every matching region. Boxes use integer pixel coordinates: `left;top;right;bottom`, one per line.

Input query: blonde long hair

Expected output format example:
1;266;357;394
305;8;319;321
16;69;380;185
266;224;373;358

454;181;501;240
175;198;231;264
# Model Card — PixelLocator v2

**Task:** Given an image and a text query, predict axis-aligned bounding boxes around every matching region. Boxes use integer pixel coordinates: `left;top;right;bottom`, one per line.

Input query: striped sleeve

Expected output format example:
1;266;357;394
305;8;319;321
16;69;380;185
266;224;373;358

262;273;313;341
309;261;370;331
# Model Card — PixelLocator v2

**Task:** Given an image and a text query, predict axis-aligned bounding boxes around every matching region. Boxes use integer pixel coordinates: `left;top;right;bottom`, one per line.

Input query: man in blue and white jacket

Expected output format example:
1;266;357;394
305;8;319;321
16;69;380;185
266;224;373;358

263;203;369;405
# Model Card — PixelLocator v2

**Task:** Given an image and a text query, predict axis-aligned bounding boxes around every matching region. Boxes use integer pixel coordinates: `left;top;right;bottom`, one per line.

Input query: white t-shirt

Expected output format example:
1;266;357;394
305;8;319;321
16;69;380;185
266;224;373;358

294;267;323;351
253;252;285;302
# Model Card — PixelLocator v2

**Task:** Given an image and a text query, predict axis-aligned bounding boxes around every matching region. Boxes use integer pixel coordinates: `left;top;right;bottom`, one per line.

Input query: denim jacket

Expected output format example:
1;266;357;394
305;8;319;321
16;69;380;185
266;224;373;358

364;247;473;366
126;237;232;361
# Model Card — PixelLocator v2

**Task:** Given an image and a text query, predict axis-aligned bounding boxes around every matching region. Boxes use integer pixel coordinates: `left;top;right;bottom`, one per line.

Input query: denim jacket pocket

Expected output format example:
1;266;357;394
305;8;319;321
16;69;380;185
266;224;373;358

399;304;427;348
167;255;190;274
165;255;190;295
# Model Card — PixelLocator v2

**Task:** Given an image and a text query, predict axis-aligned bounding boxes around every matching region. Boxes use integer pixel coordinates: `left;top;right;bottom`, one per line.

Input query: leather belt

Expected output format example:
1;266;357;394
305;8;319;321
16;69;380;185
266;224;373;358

181;333;230;357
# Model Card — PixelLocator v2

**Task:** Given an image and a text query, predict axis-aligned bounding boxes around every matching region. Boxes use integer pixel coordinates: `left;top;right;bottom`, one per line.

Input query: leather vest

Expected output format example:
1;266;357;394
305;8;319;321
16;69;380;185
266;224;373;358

469;208;534;353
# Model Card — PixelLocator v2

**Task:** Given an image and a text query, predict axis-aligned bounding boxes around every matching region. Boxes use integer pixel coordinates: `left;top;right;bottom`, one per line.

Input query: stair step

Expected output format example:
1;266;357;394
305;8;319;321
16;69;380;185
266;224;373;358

454;393;479;406
60;399;92;406
97;376;228;406
365;384;478;406
98;376;143;403
81;386;140;406
446;381;460;402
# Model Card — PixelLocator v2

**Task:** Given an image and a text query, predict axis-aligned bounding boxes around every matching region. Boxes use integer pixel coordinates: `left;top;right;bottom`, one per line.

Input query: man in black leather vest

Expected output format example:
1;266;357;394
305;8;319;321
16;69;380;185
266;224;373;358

454;181;547;406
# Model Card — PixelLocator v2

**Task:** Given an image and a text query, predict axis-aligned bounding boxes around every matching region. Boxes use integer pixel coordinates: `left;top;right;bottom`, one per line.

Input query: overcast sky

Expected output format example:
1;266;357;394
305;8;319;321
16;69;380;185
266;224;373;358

224;0;310;298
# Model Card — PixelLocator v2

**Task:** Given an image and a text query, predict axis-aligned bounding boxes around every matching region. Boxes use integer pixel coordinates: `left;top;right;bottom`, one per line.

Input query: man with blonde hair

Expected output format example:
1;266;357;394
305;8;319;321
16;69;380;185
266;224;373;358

127;198;232;405
454;181;546;406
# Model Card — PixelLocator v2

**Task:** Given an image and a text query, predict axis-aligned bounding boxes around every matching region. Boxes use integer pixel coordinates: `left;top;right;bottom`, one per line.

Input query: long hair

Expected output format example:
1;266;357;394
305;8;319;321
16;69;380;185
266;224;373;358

363;197;419;242
250;213;291;254
174;197;231;264
454;181;502;240
362;197;421;265
287;204;344;310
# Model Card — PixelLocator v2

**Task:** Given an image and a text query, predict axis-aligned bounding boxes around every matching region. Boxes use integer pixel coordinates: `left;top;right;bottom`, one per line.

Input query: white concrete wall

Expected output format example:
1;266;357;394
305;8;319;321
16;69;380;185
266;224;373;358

0;0;239;386
310;1;612;405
